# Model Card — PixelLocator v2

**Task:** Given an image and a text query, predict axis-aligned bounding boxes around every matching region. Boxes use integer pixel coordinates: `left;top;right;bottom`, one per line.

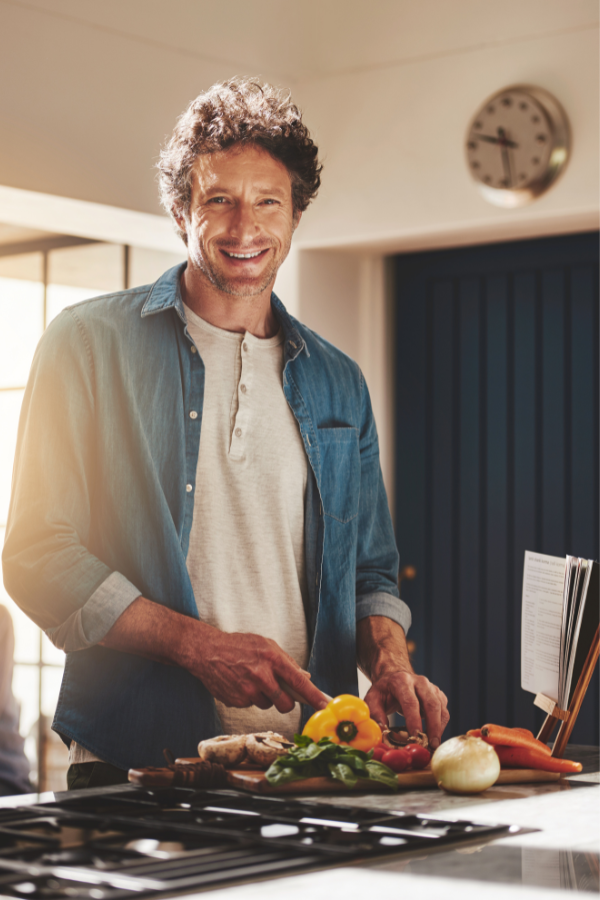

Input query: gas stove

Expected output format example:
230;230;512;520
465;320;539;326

0;785;517;899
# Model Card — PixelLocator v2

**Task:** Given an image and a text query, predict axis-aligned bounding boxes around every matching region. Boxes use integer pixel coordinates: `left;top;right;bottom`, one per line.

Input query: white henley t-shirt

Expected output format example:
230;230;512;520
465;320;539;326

183;304;309;739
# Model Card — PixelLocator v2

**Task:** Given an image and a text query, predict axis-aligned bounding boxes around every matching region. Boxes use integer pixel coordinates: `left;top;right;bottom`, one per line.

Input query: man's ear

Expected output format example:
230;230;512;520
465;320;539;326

173;205;188;238
292;210;302;231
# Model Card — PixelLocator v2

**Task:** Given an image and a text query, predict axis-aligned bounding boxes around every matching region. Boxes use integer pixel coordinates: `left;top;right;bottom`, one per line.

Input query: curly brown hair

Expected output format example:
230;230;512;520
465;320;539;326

157;78;322;244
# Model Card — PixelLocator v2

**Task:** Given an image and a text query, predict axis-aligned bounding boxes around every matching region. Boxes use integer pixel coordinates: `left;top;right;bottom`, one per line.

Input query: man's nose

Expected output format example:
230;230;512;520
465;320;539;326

229;202;259;242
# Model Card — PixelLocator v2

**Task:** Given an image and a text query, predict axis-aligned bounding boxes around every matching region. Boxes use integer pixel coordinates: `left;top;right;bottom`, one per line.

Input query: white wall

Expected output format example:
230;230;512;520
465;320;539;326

283;12;599;502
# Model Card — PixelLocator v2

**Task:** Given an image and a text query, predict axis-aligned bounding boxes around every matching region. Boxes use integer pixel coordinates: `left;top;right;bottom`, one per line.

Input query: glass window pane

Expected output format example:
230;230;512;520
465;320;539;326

0;254;44;388
0;390;24;527
41;631;65;667
47;243;124;324
129;247;186;289
41;665;64;719
13;664;39;739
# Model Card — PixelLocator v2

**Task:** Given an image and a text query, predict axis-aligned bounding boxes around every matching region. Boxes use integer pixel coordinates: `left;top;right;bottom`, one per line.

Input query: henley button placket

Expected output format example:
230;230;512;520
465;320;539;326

189;410;198;419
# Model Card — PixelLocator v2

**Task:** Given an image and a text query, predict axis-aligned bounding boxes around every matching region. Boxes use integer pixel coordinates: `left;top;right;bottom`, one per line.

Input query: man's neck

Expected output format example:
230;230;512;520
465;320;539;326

180;266;279;338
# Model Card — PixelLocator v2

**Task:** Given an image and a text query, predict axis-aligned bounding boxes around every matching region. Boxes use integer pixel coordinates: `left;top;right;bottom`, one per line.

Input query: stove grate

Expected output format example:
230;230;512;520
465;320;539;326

0;786;517;899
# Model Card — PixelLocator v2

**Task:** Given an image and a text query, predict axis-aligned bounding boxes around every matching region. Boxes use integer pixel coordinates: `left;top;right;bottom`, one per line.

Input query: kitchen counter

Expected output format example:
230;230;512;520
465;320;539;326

0;745;597;900
185;744;600;899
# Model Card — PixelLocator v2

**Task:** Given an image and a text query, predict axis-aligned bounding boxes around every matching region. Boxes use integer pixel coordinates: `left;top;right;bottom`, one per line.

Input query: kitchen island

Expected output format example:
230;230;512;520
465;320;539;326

0;746;596;899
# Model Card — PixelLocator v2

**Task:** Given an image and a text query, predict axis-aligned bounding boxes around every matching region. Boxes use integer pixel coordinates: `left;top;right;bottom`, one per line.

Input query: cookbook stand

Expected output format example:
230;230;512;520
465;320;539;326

535;624;600;758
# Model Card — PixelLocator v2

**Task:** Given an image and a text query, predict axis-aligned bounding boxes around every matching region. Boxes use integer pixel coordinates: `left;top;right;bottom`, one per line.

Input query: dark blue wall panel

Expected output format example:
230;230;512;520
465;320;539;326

394;231;599;743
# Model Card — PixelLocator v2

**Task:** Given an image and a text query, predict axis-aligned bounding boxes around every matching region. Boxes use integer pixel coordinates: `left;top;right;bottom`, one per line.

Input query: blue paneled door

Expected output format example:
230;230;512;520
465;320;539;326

394;232;599;742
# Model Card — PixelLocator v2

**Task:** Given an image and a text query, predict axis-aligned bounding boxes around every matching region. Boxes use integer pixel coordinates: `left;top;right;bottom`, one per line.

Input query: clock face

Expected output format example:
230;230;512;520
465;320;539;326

466;86;569;207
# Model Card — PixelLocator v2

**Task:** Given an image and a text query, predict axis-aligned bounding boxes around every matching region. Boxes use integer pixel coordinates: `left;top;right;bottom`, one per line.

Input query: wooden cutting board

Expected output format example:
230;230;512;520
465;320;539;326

223;767;560;794
175;758;560;794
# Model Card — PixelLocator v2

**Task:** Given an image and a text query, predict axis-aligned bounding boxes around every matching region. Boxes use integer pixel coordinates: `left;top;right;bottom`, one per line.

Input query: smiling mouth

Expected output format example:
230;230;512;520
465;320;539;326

222;249;269;260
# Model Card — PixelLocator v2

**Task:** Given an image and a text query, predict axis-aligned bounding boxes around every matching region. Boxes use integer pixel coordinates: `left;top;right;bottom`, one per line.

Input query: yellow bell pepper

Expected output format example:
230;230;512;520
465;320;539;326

302;694;382;752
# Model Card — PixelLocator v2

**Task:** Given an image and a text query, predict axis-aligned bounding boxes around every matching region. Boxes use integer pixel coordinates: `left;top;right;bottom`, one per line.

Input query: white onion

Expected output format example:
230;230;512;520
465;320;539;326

431;735;500;794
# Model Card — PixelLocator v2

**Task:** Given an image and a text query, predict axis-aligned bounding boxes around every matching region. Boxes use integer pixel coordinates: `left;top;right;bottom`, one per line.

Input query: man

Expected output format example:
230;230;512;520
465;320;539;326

3;79;449;790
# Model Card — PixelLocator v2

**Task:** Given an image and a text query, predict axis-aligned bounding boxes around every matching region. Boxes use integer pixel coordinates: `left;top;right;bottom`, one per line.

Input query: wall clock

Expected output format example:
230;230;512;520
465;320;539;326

465;85;570;208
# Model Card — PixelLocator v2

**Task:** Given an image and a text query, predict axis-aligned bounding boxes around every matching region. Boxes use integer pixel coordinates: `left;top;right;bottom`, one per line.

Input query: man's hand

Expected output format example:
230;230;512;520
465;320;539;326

100;597;329;713
180;627;328;713
357;616;450;750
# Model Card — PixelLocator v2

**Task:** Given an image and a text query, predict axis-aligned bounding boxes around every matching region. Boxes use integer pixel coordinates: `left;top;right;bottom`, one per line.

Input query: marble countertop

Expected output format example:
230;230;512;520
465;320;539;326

186;745;599;900
2;746;597;900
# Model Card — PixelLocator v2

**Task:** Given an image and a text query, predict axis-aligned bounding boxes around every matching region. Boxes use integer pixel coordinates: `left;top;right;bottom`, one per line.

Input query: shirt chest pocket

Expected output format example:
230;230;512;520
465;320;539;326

317;427;360;523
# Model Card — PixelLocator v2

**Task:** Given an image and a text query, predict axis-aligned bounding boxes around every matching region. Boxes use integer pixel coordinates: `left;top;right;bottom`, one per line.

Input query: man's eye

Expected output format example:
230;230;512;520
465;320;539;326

209;197;227;204
262;198;279;205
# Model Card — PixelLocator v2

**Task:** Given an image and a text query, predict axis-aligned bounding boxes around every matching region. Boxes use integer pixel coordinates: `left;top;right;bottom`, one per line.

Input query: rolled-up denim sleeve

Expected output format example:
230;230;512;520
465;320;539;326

46;572;142;651
2;310;139;644
355;591;412;636
354;371;411;636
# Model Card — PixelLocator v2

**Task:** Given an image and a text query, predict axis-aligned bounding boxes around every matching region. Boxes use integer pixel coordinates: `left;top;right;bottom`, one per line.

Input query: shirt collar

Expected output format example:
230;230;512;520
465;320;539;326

141;263;309;358
141;263;187;320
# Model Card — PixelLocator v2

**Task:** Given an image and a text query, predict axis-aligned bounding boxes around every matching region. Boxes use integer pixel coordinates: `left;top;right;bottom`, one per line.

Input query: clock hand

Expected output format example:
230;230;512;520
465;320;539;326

474;133;519;149
498;127;513;187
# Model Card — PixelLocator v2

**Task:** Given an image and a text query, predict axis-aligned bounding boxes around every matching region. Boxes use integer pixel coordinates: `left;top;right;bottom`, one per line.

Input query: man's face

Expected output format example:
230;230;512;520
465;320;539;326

179;144;299;299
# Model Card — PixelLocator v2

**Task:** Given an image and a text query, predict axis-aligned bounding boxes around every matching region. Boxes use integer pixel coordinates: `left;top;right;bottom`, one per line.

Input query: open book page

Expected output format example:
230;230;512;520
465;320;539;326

521;550;566;701
560;558;583;706
560;559;587;708
565;560;599;707
558;557;578;701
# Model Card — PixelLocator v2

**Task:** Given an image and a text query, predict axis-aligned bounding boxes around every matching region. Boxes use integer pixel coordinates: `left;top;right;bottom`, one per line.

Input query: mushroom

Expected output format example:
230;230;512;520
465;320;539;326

245;732;294;767
197;734;247;767
382;727;429;750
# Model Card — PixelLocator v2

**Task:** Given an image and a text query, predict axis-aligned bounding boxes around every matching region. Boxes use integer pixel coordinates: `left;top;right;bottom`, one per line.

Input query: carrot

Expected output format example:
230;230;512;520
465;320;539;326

481;724;551;756
494;745;582;773
466;728;482;738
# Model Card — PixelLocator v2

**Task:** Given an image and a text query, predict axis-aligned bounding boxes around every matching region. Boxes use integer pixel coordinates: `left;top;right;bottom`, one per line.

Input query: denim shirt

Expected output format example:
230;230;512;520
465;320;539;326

2;264;410;771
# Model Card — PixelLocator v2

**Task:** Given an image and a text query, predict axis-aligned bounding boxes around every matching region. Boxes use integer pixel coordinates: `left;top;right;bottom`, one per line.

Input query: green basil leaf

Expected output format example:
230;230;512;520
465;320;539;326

328;761;358;788
364;760;399;790
265;765;305;786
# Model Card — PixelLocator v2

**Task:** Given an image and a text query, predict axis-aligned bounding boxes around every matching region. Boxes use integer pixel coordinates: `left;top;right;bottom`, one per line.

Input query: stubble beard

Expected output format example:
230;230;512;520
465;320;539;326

189;235;292;299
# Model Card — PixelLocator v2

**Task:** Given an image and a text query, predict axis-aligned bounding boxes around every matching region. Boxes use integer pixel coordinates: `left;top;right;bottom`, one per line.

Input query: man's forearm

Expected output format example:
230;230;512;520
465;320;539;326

99;596;328;713
99;596;215;670
356;615;414;682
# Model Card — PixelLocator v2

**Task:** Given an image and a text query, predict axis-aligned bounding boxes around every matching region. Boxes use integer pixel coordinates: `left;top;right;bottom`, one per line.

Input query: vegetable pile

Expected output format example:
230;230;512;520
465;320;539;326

265;735;399;790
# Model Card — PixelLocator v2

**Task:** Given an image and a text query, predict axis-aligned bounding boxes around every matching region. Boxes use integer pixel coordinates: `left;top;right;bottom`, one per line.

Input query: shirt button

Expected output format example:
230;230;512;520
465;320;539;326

240;384;247;394
189;410;198;419
186;484;193;493
235;428;242;438
190;345;197;354
242;342;248;352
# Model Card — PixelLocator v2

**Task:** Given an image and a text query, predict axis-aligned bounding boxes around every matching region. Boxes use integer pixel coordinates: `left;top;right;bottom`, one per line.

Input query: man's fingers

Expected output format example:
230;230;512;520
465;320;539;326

414;680;449;749
396;687;422;737
364;688;388;730
277;667;329;710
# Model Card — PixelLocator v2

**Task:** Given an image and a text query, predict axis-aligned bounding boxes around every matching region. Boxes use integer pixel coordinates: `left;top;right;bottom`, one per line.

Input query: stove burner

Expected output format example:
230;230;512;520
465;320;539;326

0;787;516;898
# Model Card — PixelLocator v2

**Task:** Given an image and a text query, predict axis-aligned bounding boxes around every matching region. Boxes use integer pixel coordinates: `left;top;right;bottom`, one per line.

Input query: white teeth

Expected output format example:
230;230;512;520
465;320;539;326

226;250;263;259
